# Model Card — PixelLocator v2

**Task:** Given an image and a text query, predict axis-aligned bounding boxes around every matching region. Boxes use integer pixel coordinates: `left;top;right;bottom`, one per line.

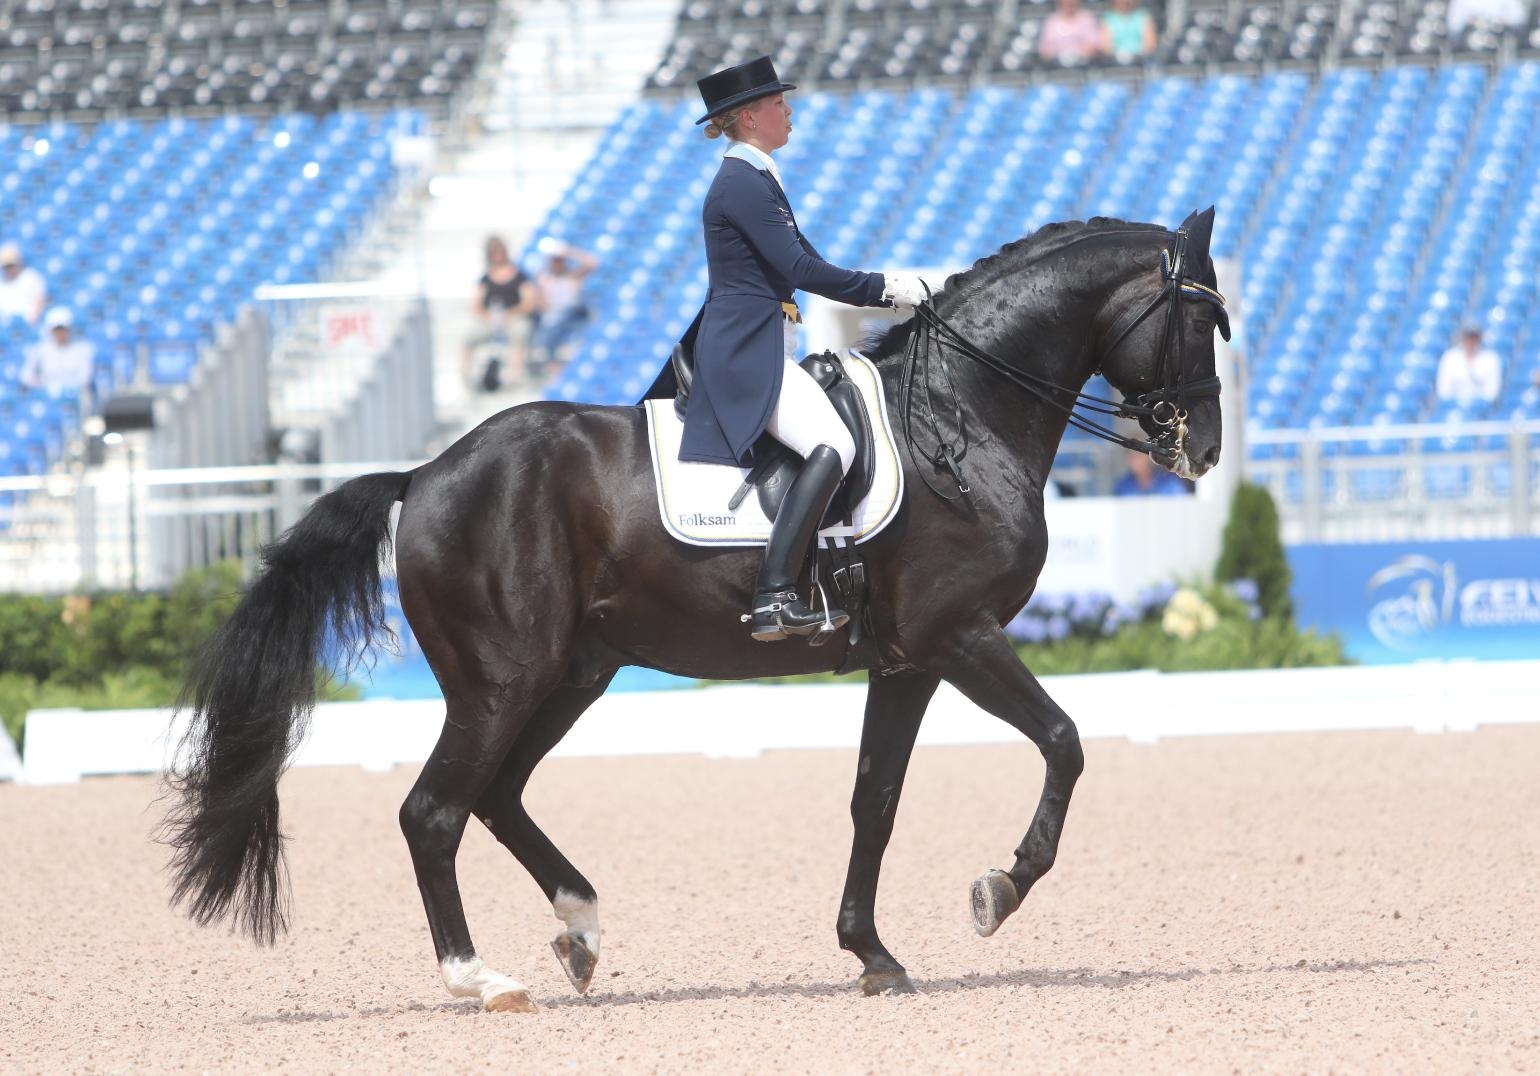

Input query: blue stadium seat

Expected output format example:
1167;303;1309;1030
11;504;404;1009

528;61;1540;462
0;109;418;465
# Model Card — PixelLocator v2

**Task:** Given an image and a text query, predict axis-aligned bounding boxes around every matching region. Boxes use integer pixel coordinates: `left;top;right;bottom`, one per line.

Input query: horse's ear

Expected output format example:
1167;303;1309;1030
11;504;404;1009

1184;206;1216;265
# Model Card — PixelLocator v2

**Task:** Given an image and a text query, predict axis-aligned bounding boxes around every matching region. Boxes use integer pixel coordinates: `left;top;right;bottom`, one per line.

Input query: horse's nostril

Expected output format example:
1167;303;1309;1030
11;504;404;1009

1201;444;1221;469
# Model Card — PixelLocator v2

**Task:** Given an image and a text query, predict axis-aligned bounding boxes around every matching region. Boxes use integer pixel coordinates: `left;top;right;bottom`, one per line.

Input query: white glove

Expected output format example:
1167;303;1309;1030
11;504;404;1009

881;272;928;310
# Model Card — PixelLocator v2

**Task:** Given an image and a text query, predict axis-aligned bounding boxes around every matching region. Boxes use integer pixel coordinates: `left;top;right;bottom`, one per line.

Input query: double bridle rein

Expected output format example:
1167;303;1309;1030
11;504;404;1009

897;226;1230;500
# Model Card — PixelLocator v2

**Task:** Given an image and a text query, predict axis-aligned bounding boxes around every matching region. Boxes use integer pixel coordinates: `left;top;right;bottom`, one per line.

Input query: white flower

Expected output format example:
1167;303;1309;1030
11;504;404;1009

1162;607;1199;640
1168;587;1206;616
1162;588;1219;640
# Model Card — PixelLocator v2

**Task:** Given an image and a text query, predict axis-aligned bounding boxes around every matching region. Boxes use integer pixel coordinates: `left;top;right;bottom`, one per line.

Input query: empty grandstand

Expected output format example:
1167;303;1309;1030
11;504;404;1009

5;0;1540;592
0;111;420;468
0;0;497;118
525;0;1540;537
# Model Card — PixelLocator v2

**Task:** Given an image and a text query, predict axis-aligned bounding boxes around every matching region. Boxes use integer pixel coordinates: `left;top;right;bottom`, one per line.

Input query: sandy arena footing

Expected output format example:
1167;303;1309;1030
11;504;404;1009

2;724;1537;1073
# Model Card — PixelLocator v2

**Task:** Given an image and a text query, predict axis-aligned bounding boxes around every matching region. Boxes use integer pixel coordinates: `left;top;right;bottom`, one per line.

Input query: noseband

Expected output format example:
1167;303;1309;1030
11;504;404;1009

898;226;1229;500
1100;230;1229;441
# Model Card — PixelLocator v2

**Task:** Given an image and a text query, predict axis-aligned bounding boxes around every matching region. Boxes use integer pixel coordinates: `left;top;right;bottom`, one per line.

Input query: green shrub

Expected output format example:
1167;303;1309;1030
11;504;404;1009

164;559;244;665
0;595;69;681
1014;613;1345;675
0;673;38;747
0;560;348;750
1216;482;1293;621
54;590;173;684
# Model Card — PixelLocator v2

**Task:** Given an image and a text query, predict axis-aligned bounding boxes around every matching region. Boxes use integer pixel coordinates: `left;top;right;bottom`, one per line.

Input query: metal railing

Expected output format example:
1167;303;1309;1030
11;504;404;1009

0;461;424;592
4;413;1536;594
1247;420;1540;543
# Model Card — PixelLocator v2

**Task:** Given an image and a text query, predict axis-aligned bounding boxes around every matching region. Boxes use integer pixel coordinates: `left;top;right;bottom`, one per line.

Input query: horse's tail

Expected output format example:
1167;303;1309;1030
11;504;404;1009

162;469;411;945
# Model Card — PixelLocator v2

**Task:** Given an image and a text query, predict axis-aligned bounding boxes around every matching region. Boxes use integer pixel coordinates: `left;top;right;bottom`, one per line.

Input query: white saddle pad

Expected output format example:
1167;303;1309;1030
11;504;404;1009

644;351;905;547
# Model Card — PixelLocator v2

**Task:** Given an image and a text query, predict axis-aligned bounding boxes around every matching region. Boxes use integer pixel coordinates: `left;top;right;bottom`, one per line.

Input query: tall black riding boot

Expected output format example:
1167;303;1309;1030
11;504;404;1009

748;444;850;642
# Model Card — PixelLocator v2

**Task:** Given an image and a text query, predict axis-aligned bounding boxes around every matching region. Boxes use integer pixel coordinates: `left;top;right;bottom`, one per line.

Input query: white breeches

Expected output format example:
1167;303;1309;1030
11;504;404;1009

766;355;856;475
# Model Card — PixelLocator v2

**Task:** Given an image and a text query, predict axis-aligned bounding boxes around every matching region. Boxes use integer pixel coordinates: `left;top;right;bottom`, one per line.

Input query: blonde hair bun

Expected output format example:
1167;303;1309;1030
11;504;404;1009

703;105;745;140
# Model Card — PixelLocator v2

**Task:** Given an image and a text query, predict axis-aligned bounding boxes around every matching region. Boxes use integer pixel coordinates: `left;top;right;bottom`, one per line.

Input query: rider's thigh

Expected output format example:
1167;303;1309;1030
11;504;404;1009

767;358;856;474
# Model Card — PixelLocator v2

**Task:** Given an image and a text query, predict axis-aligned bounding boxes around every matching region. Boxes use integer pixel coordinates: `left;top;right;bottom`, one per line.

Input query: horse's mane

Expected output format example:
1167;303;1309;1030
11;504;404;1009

860;216;1170;361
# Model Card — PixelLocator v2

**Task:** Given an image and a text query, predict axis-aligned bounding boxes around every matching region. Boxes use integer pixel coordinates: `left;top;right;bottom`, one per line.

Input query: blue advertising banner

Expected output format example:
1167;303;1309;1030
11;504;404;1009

1289;538;1540;664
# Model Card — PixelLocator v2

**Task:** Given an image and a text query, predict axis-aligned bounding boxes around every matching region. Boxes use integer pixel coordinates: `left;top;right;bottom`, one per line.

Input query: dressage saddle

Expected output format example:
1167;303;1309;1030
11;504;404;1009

670;343;878;524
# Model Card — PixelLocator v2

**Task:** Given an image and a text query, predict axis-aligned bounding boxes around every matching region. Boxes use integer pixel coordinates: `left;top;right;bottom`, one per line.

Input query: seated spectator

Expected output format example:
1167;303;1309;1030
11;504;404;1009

1447;0;1527;35
529;239;599;378
21;307;95;403
1113;449;1192;496
1436;323;1502;408
1039;0;1106;66
1101;0;1158;64
463;235;538;392
0;242;47;326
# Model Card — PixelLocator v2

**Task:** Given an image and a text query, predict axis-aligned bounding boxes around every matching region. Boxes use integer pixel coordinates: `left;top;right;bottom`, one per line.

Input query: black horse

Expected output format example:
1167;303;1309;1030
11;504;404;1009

164;211;1229;1012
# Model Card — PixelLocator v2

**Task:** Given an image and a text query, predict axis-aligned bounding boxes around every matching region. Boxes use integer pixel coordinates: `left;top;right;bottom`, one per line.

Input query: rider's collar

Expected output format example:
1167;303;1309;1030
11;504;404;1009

725;141;784;191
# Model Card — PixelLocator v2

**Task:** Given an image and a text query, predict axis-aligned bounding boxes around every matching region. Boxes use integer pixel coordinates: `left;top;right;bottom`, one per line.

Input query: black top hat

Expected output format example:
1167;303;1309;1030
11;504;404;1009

695;56;796;125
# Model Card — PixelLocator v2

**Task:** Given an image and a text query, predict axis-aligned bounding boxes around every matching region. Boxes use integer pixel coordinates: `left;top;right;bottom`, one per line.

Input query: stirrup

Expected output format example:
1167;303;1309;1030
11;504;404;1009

806;552;847;648
743;588;849;643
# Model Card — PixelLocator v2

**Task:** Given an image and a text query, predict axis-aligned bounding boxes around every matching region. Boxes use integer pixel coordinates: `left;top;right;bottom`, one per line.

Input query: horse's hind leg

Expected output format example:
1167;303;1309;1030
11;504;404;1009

472;677;614;996
399;685;556;1013
938;627;1085;938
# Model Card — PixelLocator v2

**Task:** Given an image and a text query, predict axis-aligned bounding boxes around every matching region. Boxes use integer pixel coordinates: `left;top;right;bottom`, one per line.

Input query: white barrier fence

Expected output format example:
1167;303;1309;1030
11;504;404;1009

12;658;1538;785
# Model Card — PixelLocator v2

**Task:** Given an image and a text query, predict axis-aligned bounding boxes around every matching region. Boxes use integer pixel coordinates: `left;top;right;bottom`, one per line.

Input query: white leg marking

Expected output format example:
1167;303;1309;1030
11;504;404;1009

552;887;600;957
439;955;530;1008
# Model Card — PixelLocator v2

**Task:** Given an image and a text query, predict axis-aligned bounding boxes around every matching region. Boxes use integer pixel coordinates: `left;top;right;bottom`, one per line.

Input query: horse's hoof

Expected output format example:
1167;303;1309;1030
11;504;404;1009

859;969;917;996
551;932;598;994
484;988;539;1013
970;868;1021;938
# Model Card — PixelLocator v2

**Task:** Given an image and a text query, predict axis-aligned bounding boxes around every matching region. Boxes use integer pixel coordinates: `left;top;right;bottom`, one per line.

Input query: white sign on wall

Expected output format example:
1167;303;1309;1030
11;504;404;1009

1036;496;1229;602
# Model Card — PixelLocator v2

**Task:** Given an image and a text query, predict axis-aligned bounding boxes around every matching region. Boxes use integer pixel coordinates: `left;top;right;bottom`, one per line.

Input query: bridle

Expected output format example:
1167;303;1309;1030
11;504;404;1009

897;226;1230;500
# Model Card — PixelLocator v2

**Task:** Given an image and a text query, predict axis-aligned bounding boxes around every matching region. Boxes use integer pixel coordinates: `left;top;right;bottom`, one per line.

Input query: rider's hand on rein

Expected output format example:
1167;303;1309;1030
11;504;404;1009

882;273;929;310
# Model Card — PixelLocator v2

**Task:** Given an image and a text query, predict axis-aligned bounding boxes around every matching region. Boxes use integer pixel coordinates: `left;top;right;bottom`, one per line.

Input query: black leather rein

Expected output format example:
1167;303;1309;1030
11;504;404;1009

897;227;1229;500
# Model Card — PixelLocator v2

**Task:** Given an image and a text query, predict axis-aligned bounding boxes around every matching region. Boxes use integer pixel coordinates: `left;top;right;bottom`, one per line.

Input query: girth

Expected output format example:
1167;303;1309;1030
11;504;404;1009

670;343;877;523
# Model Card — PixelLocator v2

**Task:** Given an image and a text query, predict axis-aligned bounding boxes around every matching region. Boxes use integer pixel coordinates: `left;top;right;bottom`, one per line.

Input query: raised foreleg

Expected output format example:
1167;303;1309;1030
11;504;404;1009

836;669;940;995
938;627;1084;937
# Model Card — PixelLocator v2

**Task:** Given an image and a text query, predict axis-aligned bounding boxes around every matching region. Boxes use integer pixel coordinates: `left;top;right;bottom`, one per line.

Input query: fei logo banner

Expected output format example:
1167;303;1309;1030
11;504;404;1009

1288;538;1540;663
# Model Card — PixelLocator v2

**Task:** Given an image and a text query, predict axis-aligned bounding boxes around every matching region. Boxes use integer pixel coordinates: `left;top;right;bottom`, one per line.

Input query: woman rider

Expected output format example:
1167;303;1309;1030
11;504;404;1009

658;55;926;642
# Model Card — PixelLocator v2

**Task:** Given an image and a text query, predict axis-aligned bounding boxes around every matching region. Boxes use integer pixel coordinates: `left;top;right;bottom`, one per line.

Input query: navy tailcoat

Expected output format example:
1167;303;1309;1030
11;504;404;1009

643;155;887;465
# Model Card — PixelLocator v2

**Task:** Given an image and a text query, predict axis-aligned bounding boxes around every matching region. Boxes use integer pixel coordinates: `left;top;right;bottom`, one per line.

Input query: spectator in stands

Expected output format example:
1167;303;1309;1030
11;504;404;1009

529;238;599;378
1436;323;1502;407
1446;0;1527;36
644;55;925;642
1113;449;1192;496
1039;0;1106;66
0;242;47;326
1101;0;1158;64
463;235;537;392
21;307;94;399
